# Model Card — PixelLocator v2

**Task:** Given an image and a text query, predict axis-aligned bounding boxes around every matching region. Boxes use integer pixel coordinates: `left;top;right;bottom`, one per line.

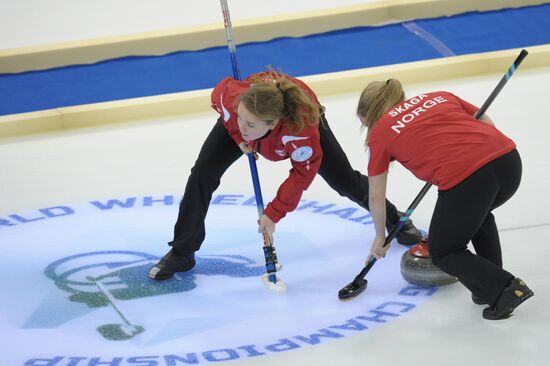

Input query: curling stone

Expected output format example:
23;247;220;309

400;237;458;286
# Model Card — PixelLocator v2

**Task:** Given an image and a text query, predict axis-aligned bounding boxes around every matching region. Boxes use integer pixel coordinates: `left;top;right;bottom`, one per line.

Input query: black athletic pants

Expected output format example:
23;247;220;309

169;115;400;254
429;149;522;306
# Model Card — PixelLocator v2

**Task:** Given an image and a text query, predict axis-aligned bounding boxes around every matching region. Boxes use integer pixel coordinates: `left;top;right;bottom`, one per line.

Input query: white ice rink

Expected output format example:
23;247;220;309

1;68;549;366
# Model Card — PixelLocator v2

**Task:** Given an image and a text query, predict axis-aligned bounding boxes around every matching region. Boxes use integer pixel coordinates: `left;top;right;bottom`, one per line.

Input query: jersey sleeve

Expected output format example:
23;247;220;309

366;135;391;177
264;127;322;222
211;77;246;146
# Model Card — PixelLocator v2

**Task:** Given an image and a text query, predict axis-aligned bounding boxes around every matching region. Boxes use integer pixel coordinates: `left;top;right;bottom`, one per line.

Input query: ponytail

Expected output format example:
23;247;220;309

356;79;405;147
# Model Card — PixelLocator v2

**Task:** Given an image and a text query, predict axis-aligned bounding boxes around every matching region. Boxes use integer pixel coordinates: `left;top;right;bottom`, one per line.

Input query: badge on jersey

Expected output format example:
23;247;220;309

291;146;313;162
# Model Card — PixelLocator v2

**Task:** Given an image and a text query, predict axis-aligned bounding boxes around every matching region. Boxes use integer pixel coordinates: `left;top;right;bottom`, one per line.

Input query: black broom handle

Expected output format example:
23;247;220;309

352;49;529;284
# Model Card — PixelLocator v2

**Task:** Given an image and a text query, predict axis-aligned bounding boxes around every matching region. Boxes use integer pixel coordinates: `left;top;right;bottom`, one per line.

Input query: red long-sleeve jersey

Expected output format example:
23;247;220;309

210;73;322;223
367;91;516;190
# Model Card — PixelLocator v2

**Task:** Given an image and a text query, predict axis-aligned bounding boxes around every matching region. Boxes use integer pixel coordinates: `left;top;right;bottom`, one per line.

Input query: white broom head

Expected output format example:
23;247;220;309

262;273;286;293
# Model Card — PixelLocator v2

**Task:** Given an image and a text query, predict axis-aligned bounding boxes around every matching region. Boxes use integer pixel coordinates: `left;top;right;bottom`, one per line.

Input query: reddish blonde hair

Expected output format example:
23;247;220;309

237;70;320;134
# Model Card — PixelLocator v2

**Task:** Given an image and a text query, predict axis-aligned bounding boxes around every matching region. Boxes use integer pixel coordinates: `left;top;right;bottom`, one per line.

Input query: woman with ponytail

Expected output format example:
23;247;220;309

148;71;422;282
357;79;533;320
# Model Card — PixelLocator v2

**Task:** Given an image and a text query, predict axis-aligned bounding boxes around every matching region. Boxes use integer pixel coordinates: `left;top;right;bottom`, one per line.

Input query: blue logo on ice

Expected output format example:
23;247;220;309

46;251;264;306
43;251;264;340
0;194;436;366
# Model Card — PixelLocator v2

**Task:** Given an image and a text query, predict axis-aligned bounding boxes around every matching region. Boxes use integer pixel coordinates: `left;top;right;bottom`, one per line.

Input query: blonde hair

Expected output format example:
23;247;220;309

237;70;320;134
356;79;405;146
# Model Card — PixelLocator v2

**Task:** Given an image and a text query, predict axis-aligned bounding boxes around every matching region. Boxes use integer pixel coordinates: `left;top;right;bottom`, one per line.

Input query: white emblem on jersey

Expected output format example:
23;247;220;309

291;146;313;162
220;94;231;122
275;149;287;157
282;135;309;145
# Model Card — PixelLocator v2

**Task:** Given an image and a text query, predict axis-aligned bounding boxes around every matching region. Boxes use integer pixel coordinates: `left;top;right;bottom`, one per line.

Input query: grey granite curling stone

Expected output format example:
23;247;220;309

401;237;458;286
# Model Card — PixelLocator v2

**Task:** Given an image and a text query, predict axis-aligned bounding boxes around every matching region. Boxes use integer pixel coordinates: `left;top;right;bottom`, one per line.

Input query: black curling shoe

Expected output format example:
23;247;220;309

387;212;423;245
148;249;196;280
483;278;534;320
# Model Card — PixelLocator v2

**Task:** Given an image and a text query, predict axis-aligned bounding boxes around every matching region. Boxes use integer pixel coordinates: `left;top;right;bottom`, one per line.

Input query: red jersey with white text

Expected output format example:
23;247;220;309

210;73;322;222
367;91;516;190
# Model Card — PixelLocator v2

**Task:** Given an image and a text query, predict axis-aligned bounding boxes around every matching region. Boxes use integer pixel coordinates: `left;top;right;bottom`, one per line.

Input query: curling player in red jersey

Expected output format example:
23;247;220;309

148;70;422;282
357;78;533;320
